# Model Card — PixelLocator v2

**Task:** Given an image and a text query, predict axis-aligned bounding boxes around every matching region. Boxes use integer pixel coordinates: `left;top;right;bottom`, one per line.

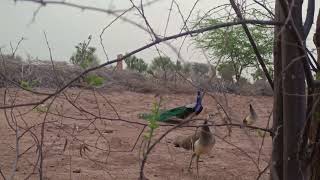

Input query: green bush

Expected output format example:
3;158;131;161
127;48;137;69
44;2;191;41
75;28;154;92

20;80;38;90
85;74;104;87
124;55;148;73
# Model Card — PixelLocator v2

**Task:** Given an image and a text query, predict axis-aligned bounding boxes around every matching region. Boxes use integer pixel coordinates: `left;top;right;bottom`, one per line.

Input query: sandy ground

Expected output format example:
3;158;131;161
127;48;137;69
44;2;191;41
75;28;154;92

0;88;273;180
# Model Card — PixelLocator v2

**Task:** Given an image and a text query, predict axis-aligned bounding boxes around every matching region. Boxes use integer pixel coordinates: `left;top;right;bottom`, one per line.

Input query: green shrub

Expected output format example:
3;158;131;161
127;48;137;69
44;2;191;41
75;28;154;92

20;80;38;90
85;74;104;87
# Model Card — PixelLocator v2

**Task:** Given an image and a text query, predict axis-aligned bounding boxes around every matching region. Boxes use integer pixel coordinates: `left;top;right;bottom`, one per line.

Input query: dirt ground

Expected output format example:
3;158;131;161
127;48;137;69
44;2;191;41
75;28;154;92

0;88;273;180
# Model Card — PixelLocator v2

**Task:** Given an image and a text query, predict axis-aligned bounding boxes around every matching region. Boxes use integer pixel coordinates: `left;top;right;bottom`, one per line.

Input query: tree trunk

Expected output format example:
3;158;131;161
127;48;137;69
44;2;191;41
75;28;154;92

270;0;283;179
310;9;320;180
281;0;306;179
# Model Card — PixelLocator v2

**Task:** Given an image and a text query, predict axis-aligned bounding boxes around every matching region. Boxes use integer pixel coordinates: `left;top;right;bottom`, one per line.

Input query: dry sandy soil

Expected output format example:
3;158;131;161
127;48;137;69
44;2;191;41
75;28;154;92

0;88;273;180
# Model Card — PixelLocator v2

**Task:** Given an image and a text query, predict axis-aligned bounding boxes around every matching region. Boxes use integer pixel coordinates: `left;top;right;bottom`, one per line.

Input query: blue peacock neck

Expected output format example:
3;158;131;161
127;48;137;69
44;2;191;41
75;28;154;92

194;91;203;113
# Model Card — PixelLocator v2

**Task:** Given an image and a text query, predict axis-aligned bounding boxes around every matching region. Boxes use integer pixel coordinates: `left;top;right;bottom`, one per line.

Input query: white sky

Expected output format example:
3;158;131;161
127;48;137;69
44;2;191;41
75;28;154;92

0;0;319;65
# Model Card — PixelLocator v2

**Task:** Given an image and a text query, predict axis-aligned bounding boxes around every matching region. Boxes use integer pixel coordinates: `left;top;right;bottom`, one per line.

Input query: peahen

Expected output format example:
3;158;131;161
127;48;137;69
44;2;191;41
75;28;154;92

173;117;215;176
242;104;258;126
139;90;204;123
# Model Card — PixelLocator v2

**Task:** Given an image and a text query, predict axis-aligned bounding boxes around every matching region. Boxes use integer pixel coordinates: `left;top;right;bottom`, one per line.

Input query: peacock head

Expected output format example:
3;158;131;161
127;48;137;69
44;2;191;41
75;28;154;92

196;89;203;104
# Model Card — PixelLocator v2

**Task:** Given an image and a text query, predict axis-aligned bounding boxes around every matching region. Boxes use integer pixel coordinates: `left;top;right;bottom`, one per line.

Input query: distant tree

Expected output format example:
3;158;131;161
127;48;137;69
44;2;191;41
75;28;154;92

251;68;265;81
70;41;99;69
238;77;249;85
182;62;192;76
124;55;148;73
174;60;182;72
217;62;235;82
150;56;174;81
251;66;274;82
195;18;273;82
192;62;209;77
209;64;217;78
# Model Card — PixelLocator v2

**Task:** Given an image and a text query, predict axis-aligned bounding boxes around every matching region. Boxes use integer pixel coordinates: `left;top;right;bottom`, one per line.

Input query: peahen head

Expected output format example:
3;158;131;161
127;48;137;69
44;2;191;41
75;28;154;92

201;119;208;129
194;90;203;114
200;120;211;138
249;103;257;118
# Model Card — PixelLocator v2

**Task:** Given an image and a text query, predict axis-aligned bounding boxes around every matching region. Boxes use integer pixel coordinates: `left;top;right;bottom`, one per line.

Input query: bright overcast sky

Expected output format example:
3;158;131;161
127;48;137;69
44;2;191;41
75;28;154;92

0;0;319;65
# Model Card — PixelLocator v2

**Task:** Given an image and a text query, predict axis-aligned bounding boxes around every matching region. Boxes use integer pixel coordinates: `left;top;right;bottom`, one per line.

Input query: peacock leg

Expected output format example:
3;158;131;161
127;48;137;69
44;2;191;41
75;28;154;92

196;155;200;177
188;153;195;171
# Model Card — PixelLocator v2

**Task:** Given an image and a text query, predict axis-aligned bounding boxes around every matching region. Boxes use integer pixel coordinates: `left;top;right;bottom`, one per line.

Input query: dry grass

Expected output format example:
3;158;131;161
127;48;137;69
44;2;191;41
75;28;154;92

0;57;272;96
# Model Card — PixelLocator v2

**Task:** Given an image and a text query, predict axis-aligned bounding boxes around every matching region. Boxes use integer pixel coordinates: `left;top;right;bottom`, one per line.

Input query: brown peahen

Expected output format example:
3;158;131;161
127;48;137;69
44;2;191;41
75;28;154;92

173;118;215;176
242;104;258;127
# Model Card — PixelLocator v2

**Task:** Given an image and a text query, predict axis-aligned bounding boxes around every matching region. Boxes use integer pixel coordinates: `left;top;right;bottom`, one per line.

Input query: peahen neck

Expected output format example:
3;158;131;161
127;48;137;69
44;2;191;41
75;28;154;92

199;121;212;145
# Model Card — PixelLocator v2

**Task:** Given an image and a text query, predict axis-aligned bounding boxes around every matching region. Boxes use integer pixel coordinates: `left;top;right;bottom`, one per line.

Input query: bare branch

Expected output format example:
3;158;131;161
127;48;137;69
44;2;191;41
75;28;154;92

303;0;315;38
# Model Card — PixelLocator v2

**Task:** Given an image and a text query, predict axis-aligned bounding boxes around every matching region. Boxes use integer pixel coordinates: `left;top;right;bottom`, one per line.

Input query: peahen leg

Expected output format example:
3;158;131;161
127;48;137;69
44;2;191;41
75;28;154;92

196;155;200;177
188;153;195;171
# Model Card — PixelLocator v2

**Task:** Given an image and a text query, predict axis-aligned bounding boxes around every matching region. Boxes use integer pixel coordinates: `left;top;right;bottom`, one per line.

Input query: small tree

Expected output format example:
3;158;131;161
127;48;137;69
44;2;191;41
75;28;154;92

70;41;104;87
124;55;148;73
195;18;273;82
70;41;99;69
150;56;174;81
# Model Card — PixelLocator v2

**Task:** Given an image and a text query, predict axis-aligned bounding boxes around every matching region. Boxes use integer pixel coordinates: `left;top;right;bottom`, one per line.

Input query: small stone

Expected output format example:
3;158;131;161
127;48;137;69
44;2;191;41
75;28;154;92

73;169;81;173
103;129;114;133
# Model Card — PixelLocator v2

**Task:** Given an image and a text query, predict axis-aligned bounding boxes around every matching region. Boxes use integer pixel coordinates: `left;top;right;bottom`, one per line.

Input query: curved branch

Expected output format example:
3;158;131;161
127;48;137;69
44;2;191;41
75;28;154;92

303;0;315;39
253;0;275;18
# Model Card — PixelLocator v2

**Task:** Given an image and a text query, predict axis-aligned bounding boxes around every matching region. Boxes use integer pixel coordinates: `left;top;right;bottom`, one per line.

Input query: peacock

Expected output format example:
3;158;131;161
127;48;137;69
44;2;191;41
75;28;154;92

139;90;204;123
242;104;258;127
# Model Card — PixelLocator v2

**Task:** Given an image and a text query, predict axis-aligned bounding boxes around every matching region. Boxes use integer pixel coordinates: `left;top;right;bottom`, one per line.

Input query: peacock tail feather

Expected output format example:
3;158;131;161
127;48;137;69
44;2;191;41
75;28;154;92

139;90;203;123
139;106;194;122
